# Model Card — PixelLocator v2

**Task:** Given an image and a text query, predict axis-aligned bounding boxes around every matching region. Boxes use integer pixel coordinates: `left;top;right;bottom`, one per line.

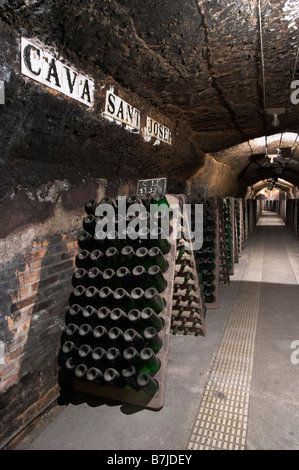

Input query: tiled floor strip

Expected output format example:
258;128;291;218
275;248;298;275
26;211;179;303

187;236;264;450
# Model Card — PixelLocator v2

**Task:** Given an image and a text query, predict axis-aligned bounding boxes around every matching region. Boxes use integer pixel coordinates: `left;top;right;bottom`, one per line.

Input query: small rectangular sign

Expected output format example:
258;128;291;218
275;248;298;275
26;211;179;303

0;80;5;104
137;178;167;196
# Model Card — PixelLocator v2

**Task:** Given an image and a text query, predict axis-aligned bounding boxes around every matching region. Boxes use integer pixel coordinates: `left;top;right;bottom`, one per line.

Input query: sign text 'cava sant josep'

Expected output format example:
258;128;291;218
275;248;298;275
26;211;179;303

104;90;141;131
146;117;172;145
21;38;95;107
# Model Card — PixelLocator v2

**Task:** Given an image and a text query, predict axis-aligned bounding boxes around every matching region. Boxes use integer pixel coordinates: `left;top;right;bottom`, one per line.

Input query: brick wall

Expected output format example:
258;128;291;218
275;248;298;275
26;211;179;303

0;230;79;447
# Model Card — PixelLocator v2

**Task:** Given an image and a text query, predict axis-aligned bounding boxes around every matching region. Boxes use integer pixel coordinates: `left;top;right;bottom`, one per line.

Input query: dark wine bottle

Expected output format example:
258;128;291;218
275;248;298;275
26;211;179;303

102;268;116;289
97;306;112;324
115;266;131;290
74;363;88;379
106;347;123;366
104;368;127;387
72;268;89;288
123;328;145;349
65;304;83;325
144;288;165;313
78;323;94;341
86;367;104;384
132;265;150;288
137;372;159;395
135;247;151;269
148;246;169;273
78;344;93;360
143;327;162;351
122;365;140;390
83;214;96;235
131;287;145;308
147;265;167;293
113;288;134;310
64;356;77;372
140;308;163;331
82;305;98;324
108;327;126;346
85;286;100;307
90;250;105;269
99;286;115;307
110;308;129;326
85;199;98;215
63;323;80;342
62;341;79;357
127;309;142;327
93;325;109;342
139;347;161;372
70;285;88;307
75;249;92;270
78;230;94;250
123;347;143;368
150;227;170;254
87;267;103;287
121;245;136;268
91;347;106;364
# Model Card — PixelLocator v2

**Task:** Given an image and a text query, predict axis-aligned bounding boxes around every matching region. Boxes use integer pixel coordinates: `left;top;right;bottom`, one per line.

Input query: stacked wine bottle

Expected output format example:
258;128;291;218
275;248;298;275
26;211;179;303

170;202;206;337
222;198;233;273
58;193;171;397
194;198;218;307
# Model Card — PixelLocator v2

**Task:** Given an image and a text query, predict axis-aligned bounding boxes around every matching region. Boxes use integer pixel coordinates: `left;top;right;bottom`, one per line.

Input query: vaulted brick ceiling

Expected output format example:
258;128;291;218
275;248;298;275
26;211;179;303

1;0;299;192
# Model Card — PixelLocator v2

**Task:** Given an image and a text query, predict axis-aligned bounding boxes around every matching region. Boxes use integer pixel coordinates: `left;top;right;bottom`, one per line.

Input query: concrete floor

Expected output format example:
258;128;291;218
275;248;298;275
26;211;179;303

11;211;299;450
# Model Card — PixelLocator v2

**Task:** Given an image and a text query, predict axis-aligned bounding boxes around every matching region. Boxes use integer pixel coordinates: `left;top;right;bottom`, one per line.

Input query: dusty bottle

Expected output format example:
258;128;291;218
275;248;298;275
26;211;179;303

62;341;79;357
102;268;116;289
72;268;89;288
137;372;159;395
65;304;83;325
124;328;145;349
131;287;145;308
132;265;150;288
75;249;92;270
78;230;94;250
140;347;161;372
148;246;169;273
122;365;140;390
140;308;163;331
90;249;105;269
99;286;115;307
87;267;103;288
123;346;143;368
86;367;104;384
143;326;163;352
113;288;134;310
147;265;167;293
85;199;99;215
144;288;165;313
74;363;88;379
106;347;123;366
104;368;127;387
83;214;96;235
91;347;106;364
78;344;93;361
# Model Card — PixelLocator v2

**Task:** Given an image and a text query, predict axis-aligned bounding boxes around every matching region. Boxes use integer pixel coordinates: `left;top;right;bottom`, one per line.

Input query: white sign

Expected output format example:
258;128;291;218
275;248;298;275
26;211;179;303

146;117;172;145
104;90;140;130
21;38;95;107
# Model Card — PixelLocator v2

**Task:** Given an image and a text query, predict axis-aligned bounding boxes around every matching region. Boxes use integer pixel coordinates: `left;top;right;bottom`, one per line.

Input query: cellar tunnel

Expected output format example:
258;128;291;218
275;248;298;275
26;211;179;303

1;0;299;452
